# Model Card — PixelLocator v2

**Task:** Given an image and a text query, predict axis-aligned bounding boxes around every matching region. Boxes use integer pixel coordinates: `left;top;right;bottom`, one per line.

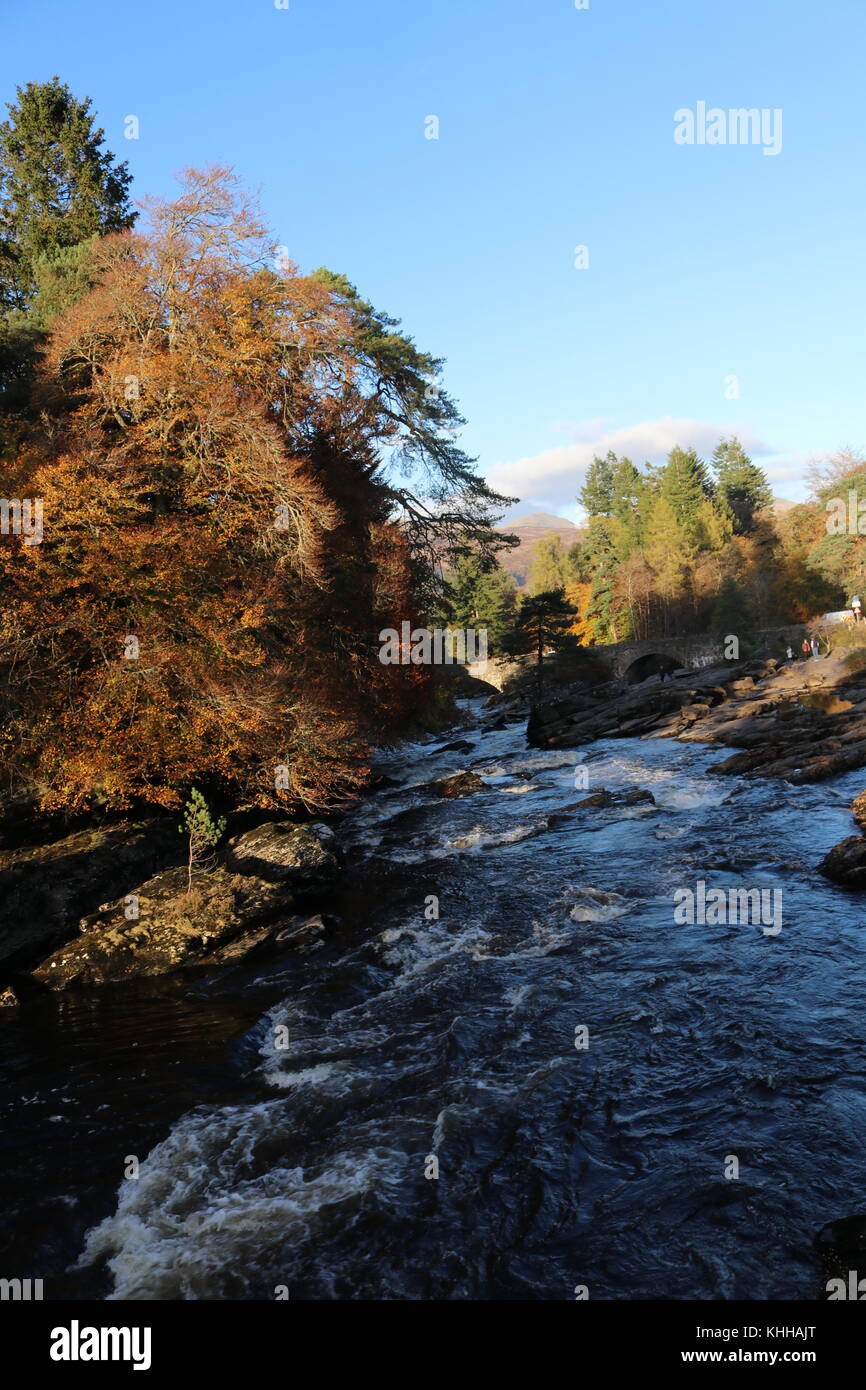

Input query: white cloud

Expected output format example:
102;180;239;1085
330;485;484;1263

486;417;772;514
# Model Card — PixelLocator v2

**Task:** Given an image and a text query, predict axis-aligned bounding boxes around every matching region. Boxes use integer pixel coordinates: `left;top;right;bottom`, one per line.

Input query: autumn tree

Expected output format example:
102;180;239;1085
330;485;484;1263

529;533;569;593
0;167;508;817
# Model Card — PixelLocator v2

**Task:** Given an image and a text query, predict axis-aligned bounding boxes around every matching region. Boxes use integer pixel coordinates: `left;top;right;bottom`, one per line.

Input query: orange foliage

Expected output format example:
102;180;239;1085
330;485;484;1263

0;168;429;816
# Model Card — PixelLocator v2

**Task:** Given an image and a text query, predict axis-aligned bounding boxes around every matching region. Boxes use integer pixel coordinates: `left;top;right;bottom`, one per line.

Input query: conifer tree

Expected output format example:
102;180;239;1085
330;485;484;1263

658;446;714;541
711;437;773;534
579;450;617;517
0;77;135;311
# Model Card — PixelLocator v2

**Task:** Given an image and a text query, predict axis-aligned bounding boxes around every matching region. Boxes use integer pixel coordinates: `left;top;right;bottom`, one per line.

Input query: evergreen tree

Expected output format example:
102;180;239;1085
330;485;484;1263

658;446;714;541
579;450;617;517
610;455;644;554
711;436;773;534
582;515;623;641
506;588;577;694
448;554;517;651
0;77;135;311
709;575;754;638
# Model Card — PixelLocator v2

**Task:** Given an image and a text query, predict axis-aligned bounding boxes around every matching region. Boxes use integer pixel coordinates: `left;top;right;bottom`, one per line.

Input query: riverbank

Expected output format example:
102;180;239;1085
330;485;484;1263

5;649;866;1006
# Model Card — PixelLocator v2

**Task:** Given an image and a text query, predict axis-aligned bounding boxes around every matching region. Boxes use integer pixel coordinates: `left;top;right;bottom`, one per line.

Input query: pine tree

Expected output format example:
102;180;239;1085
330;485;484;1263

658;446;714;542
709;575;753;638
506;589;577;694
0;77;135;311
579;451;617;517
711;437;773;535
448;554;516;651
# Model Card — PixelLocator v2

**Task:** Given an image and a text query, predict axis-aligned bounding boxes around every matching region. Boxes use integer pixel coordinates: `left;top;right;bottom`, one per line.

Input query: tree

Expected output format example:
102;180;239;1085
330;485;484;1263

310;268;516;593
658;446;714;541
581;515;624;642
506;588;577;694
711;437;772;534
0;167;495;816
610;455;645;554
180;790;226;892
446;553;517;651
643;495;694;635
529;533;569;593
710;575;753;639
579;451;617;517
0;78;135;311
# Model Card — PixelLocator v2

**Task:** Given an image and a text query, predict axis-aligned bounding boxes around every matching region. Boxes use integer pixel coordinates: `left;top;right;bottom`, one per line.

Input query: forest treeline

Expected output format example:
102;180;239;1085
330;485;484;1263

0;79;512;819
445;443;866;653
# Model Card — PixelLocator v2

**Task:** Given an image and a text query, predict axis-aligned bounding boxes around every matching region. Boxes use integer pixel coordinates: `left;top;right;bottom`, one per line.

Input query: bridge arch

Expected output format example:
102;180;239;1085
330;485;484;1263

622;651;684;685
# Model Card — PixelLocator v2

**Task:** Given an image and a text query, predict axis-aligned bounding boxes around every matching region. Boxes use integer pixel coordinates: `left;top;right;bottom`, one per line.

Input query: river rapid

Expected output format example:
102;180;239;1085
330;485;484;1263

2;697;865;1300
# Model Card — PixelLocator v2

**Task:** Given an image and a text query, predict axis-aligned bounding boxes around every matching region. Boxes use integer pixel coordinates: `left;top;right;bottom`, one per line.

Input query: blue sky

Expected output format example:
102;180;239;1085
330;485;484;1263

3;0;864;521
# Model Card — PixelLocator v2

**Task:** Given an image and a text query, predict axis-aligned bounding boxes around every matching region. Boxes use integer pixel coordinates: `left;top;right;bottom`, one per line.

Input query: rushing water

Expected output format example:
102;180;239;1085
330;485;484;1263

2;698;866;1300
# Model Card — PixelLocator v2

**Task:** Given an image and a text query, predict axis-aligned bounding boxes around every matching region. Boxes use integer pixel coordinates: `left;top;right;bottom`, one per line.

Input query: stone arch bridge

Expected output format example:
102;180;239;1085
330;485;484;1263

468;627;804;690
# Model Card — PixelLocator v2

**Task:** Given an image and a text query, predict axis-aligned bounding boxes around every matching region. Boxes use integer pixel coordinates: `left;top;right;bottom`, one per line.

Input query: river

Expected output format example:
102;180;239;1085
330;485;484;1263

2;697;865;1300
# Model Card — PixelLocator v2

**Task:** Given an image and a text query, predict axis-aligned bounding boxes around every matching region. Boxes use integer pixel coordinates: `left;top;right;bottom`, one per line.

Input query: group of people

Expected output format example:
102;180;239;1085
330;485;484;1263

786;637;823;662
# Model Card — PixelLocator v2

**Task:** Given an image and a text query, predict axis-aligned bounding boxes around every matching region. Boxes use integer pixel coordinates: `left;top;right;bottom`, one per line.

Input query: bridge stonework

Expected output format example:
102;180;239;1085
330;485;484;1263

601;635;720;679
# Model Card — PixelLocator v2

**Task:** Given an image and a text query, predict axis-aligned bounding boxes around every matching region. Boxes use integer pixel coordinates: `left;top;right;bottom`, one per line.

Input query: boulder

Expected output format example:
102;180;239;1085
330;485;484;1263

226;822;338;884
852;789;866;830
0;820;183;975
30;865;294;989
434;771;487;798
817;835;866;889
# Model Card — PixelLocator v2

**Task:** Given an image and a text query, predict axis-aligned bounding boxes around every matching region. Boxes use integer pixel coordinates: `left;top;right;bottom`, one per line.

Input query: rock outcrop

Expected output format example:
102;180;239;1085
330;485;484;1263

1;818;340;995
0;820;184;974
30;865;299;989
226;822;338;884
527;655;866;786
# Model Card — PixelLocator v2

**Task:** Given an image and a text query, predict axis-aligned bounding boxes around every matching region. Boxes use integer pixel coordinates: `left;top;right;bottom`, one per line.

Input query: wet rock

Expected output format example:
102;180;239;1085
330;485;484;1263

226;822;338;885
548;788;655;823
0;985;19;1008
30;866;293;989
0;820;184;975
852;789;866;830
817;835;866;889
435;771;487;798
574;790;614;808
435;739;475;755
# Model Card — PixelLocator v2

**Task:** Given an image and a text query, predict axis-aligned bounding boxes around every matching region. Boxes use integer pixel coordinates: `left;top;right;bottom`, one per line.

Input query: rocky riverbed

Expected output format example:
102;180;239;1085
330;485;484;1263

524;650;866;890
4;650;866;1011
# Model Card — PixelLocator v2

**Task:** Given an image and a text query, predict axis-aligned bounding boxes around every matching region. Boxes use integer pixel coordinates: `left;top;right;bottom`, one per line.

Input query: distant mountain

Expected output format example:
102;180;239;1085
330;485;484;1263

496;512;580;589
771;497;797;515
